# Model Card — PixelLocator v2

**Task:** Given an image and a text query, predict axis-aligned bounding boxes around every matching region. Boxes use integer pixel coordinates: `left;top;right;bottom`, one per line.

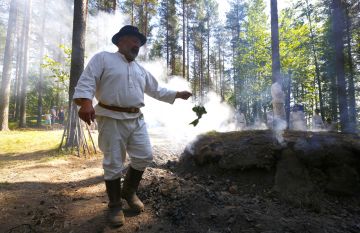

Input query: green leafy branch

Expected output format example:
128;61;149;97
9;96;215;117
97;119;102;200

41;44;71;90
189;105;207;127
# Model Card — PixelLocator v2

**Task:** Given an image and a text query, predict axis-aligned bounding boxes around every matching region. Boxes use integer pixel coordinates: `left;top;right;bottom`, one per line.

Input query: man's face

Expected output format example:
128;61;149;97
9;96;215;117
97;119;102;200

117;35;141;61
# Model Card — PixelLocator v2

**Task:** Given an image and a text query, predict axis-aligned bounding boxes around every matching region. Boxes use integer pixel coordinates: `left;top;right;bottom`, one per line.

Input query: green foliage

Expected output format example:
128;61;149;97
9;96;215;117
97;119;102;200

149;39;164;59
190;105;207;126
23;44;72;117
120;0;159;36
41;44;71;90
157;0;181;75
88;0;116;15
228;0;271;117
16;0;355;131
278;5;316;113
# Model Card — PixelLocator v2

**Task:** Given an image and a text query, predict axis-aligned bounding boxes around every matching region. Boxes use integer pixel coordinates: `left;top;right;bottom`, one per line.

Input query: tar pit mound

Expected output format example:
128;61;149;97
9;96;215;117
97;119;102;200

181;130;360;201
137;130;360;233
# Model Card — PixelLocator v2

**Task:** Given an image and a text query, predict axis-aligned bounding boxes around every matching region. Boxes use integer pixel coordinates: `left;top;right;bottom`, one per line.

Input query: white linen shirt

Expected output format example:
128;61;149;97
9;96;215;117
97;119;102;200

73;51;177;119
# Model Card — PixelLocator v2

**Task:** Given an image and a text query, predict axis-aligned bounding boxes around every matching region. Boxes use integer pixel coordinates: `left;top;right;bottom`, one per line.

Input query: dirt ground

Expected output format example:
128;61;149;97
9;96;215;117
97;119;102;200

1;129;360;233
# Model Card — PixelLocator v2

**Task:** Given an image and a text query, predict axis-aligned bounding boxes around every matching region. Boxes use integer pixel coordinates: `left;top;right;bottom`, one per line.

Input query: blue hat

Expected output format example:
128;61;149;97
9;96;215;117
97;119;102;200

111;25;147;46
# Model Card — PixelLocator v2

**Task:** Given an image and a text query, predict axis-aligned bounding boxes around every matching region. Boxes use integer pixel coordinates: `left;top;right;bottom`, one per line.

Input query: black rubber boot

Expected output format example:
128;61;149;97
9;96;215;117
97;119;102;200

105;178;125;227
121;166;145;213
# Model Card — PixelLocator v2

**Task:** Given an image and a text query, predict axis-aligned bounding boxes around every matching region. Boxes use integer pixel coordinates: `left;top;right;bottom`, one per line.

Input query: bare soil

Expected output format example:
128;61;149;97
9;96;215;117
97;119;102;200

1;129;360;233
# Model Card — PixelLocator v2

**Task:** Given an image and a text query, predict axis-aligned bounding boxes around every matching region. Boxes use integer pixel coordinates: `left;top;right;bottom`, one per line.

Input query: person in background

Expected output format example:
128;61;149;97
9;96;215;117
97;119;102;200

50;106;58;125
58;107;65;125
45;111;52;126
312;109;324;130
73;25;192;227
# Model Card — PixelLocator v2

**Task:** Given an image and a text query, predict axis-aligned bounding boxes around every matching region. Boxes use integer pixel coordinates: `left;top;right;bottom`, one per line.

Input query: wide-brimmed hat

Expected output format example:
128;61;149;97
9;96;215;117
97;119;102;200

111;25;147;46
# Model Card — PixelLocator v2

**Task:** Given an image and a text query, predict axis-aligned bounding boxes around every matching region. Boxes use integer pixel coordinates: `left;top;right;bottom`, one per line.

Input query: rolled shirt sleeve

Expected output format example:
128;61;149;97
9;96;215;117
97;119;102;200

73;52;104;100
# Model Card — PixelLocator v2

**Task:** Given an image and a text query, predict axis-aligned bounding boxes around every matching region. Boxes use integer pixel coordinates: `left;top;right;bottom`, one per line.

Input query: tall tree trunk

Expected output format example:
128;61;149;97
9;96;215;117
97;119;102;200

305;0;325;120
332;0;351;132
345;4;357;131
0;0;18;131
144;0;148;36
19;0;32;128
139;1;144;33
12;46;19;120
221;53;225;102
270;0;281;84
207;20;210;93
171;41;176;75
186;6;189;81
166;0;169;74
37;0;47;127
285;72;291;127
218;46;221;96
200;39;203;101
131;1;134;25
235;5;241;108
145;1;148;36
15;35;23;121
270;0;286;124
13;21;23;121
232;45;237;107
330;72;338;122
65;0;88;147
214;51;218;93
192;49;196;100
112;0;116;12
182;0;186;78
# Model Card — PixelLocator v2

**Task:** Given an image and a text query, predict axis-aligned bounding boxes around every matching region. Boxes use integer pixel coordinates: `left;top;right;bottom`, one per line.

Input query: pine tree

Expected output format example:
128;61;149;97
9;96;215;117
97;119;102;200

0;0;18;131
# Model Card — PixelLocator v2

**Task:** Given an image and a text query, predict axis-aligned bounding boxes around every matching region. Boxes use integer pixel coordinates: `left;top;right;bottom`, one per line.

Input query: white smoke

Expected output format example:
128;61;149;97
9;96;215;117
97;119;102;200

86;11;130;57
289;106;307;131
271;82;287;144
140;59;237;144
83;10;303;148
83;11;238;146
271;82;285;105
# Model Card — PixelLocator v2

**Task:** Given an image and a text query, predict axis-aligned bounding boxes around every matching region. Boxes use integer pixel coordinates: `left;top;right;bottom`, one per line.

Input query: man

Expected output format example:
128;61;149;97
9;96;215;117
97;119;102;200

73;25;192;227
58;107;65;125
50;106;57;125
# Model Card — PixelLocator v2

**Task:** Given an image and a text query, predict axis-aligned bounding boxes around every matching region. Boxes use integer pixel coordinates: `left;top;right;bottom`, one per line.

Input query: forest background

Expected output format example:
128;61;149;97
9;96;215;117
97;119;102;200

0;0;359;134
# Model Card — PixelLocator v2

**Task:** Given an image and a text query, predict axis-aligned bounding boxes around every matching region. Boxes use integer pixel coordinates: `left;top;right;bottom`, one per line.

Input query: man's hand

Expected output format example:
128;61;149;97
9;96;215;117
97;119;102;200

74;98;95;125
176;91;192;100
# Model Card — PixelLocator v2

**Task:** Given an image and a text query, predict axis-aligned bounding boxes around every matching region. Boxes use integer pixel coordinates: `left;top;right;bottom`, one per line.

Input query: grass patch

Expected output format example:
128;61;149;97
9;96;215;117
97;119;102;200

0;130;63;154
38;152;69;163
8;117;47;130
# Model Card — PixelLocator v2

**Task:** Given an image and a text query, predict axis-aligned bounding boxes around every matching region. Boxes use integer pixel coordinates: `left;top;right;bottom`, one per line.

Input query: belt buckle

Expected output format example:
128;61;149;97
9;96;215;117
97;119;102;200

129;108;136;113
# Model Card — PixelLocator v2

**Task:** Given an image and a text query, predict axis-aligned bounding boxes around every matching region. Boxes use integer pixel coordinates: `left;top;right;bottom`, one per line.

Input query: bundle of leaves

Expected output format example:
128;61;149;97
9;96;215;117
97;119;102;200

189;105;207;126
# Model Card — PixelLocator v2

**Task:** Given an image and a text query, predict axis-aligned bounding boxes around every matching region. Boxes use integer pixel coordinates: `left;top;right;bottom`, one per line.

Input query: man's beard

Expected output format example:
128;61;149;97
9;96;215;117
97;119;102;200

127;48;139;60
120;46;140;61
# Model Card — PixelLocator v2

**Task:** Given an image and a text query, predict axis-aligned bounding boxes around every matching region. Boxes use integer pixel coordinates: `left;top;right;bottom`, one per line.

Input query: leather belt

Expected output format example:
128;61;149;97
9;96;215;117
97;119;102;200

98;102;140;113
